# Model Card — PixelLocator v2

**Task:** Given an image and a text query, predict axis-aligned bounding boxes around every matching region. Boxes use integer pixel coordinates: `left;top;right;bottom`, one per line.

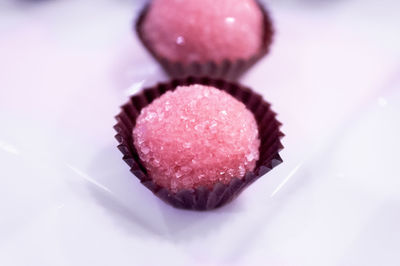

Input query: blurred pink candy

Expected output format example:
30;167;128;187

142;0;264;63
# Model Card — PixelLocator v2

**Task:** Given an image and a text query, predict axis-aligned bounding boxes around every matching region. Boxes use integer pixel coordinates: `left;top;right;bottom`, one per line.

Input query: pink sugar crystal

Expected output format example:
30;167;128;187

142;0;263;64
133;85;260;193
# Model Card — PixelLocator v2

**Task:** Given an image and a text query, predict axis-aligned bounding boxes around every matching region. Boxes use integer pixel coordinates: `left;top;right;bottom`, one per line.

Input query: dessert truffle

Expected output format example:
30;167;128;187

115;77;283;210
141;0;264;64
133;84;260;193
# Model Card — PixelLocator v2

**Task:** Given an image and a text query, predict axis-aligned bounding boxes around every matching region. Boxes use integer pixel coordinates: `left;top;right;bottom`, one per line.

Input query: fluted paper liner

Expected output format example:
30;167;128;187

114;77;283;210
135;1;274;81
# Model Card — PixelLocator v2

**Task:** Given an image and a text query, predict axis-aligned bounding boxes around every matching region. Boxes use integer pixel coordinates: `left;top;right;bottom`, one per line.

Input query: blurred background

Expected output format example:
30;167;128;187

1;0;400;265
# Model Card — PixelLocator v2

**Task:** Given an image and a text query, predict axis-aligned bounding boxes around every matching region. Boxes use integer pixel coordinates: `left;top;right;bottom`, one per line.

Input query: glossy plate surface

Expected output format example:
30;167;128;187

1;0;400;265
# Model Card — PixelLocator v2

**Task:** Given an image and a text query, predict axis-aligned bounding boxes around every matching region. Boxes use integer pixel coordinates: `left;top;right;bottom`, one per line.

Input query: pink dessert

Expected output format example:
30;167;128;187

133;84;260;193
142;0;263;64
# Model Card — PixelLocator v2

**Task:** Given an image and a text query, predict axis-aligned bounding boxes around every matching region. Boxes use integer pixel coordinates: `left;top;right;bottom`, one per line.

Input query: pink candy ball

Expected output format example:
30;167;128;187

142;0;264;64
133;85;260;193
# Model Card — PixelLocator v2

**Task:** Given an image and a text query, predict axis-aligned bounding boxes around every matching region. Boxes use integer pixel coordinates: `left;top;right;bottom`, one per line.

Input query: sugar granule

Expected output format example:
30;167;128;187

133;84;260;193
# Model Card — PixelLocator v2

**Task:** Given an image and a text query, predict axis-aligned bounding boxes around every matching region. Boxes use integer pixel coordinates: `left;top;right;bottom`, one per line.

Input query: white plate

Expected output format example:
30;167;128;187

1;0;400;265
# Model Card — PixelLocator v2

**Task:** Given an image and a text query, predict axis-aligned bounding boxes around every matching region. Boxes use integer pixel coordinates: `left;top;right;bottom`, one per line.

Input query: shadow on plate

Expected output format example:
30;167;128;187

86;144;245;242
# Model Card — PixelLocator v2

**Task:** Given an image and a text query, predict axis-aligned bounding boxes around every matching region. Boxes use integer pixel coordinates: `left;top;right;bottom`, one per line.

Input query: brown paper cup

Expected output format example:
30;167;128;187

114;77;284;210
135;1;274;81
